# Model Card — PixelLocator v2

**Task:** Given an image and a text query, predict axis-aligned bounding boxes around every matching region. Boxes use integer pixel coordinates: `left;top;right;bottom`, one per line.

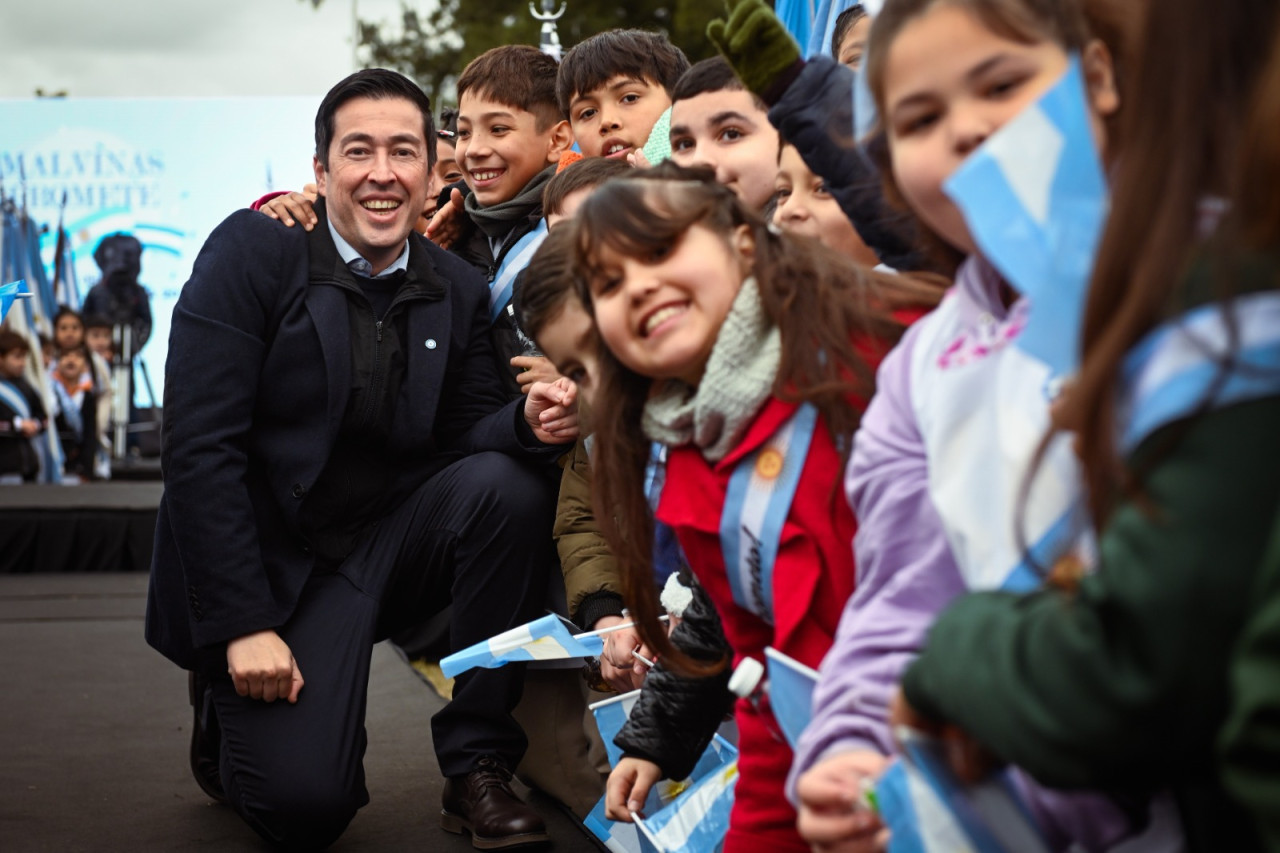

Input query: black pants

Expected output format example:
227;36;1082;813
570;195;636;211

206;451;556;850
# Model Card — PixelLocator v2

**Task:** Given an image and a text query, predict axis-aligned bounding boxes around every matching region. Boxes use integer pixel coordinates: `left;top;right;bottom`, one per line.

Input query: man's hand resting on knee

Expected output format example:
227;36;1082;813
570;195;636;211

227;630;305;703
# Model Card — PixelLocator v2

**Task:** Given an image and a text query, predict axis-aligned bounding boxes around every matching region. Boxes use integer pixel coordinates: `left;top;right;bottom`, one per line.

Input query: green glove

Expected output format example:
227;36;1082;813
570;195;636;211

706;0;802;101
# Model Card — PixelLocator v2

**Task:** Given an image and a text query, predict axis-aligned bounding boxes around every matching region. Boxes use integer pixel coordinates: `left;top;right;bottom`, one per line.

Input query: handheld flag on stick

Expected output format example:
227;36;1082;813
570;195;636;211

584;795;647;853
0;280;30;324
943;57;1109;382
632;760;739;853
764;647;820;749
876;728;1051;853
587;688;740;853
590;688;643;769
439;614;605;679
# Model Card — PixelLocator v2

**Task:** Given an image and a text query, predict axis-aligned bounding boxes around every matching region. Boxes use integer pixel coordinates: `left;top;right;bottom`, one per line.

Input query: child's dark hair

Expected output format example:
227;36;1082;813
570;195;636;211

571;162;946;673
0;330;30;357
315;68;435;169
438;105;459;138
53;305;83;328
671;57;764;111
542;157;632;220
457;45;565;130
514;225;579;344
57;343;91;363
831;4;868;55
556;29;691;117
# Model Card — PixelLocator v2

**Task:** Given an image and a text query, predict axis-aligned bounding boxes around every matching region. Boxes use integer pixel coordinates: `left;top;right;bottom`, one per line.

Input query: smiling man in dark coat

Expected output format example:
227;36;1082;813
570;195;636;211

146;69;576;851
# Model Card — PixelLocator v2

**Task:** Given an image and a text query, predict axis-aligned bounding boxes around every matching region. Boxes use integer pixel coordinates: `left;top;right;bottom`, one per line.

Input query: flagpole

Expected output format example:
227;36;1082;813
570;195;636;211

573;614;669;641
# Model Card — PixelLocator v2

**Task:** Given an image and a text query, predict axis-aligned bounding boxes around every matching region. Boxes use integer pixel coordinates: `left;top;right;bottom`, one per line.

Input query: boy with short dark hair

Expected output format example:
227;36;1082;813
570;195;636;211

667;57;780;211
0;330;47;483
556;29;690;161
541;157;632;229
452;44;574;394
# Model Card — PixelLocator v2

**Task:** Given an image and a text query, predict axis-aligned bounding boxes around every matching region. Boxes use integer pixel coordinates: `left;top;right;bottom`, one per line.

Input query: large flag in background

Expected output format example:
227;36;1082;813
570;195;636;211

876;730;1051;853
764;647;820;749
438;614;604;679
943;57;1109;382
774;0;816;56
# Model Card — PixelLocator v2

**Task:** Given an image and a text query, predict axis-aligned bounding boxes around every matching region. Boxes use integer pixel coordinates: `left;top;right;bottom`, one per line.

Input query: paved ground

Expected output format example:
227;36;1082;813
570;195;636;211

0;573;602;852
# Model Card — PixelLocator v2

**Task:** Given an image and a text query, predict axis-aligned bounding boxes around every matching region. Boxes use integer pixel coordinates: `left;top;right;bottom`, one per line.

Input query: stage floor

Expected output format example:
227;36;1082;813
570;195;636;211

0;573;601;852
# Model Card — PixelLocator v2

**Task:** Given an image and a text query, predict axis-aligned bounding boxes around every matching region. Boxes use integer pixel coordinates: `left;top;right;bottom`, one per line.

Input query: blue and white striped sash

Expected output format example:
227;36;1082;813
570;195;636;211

1004;291;1280;593
719;403;820;624
488;220;549;325
0;379;32;422
1121;291;1280;453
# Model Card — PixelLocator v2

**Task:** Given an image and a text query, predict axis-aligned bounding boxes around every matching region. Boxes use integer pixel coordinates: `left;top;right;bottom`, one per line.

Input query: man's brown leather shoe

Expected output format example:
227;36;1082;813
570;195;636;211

440;757;550;850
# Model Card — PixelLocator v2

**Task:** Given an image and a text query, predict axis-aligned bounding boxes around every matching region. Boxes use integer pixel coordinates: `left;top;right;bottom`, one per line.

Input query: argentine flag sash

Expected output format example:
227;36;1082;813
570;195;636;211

719;403;819;623
489;219;548;325
0;378;33;422
1120;291;1280;453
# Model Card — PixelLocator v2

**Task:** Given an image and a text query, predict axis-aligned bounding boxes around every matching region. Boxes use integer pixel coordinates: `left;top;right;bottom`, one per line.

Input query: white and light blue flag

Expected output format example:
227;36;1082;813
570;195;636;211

876;729;1051;853
633;759;739;853
0;280;28;324
591;688;644;769
439;614;605;679
585;794;647;853
764;647;819;749
943;57;1109;381
588;688;740;853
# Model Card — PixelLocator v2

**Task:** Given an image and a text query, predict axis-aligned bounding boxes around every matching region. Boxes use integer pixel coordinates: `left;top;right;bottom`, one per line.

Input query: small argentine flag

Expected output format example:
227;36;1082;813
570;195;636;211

588;689;740;853
944;56;1109;381
765;647;819;749
876;729;1051;853
591;688;644;769
439;614;604;679
1;280;30;324
633;760;739;853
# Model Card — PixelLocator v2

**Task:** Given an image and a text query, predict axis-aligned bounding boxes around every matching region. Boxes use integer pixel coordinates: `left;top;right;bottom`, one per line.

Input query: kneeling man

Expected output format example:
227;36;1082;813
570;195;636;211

147;68;575;850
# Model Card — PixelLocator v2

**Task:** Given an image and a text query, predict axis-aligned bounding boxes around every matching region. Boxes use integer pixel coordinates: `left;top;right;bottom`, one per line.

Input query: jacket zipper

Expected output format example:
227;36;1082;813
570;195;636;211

361;318;384;428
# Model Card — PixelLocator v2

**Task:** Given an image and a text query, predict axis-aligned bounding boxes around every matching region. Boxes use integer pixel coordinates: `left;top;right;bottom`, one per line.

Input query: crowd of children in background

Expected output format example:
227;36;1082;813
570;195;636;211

1;303;117;483
11;0;1280;849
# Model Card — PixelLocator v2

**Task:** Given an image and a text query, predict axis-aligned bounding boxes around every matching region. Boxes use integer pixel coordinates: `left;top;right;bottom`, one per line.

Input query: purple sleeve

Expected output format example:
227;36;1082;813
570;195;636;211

787;324;968;801
785;322;1144;848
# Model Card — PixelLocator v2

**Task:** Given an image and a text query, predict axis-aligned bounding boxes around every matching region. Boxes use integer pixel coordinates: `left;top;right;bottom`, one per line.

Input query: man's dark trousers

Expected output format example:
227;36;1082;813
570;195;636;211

205;450;555;850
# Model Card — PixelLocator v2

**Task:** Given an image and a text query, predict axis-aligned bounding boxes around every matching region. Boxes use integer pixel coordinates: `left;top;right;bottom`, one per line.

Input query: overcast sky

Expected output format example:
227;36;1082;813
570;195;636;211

0;0;412;99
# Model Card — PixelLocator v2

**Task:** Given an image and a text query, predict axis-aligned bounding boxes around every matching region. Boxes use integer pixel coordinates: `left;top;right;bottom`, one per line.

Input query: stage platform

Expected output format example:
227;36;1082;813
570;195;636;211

0;482;162;573
0;573;603;852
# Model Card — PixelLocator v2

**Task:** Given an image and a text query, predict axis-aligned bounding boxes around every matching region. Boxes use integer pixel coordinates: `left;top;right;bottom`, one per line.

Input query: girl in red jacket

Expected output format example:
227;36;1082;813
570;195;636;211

569;163;941;852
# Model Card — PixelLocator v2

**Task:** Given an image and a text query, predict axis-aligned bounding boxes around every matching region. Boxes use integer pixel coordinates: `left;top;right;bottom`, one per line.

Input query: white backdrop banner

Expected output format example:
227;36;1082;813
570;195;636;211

0;96;322;404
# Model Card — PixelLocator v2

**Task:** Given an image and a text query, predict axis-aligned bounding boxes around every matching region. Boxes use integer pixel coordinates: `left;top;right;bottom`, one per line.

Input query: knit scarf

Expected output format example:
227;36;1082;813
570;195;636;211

463;165;555;243
642;277;781;463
